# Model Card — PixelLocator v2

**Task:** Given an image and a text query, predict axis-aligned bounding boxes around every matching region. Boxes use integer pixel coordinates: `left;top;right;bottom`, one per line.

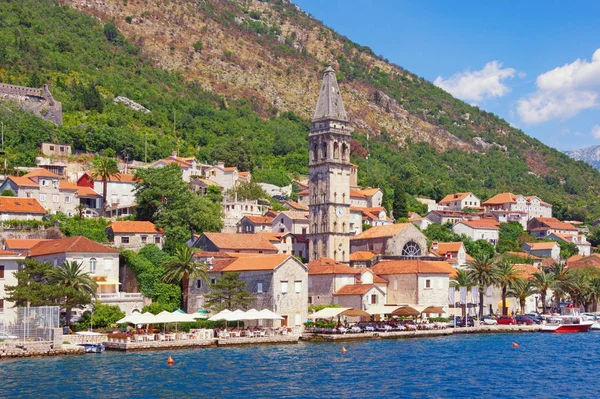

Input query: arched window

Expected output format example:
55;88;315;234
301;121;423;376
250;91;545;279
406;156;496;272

322;142;327;160
89;258;97;274
312;143;318;161
333;142;340;159
341;143;348;161
401;241;422;258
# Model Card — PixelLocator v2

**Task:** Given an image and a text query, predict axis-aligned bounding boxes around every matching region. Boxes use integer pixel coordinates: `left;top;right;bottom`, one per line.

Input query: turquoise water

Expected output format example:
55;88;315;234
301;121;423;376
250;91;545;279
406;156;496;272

1;333;598;398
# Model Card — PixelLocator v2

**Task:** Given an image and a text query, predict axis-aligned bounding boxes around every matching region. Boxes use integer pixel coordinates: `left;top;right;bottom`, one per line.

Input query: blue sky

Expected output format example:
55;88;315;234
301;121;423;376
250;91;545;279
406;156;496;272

294;0;600;151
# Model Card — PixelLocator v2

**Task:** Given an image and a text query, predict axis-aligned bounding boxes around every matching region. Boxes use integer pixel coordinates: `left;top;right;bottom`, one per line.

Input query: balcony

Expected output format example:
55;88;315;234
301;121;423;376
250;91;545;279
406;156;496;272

97;292;143;301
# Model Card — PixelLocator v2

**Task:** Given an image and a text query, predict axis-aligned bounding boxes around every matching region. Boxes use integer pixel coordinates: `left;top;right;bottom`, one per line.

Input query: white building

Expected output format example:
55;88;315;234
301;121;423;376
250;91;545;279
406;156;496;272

452;220;499;245
0;250;27;327
482;192;552;220
438;192;481;211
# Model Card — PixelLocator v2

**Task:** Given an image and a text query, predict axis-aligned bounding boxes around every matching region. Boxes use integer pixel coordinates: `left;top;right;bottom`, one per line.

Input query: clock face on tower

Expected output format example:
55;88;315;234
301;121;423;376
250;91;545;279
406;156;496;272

336;207;344;217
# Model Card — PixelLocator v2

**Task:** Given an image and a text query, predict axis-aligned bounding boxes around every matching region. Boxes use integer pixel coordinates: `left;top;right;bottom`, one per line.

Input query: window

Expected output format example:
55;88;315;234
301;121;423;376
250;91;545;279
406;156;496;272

281;281;288;294
295;313;301;326
49;145;55;151
197;279;203;289
371;294;377;305
65;196;71;203
368;242;374;251
295;281;301;294
141;236;147;244
89;258;96;274
154;236;161;244
308;296;313;304
104;258;112;271
0;299;3;312
210;278;216;285
402;241;422;258
425;279;431;289
52;194;59;203
299;251;303;259
39;193;46;202
301;228;307;235
257;282;263;293
121;237;130;244
41;179;47;187
394;280;398;290
0;265;4;279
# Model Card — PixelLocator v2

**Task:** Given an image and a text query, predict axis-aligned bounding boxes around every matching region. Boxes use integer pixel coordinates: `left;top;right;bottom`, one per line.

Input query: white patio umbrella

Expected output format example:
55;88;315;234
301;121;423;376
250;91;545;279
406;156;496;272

258;309;284;320
208;309;233;322
242;309;263;320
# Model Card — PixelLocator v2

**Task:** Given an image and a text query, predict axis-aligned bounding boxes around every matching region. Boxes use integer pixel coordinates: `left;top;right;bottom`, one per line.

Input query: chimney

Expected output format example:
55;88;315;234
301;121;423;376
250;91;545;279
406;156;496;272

217;161;225;168
432;241;438;251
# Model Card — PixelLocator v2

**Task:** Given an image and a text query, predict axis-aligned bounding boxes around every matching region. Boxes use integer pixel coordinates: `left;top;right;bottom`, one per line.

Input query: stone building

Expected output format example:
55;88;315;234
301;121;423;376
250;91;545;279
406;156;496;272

0;83;62;125
236;215;274;234
0;196;46;221
307;257;359;306
106;221;164;251
40;143;71;157
307;67;352;263
482;192;552;220
350;223;428;257
332;284;386;310
191;232;278;254
189;254;308;329
272;211;309;235
0;250;27;327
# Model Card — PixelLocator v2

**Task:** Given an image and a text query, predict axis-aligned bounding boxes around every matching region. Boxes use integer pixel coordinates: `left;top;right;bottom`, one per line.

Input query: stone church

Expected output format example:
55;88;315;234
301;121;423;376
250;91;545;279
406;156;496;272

308;67;352;263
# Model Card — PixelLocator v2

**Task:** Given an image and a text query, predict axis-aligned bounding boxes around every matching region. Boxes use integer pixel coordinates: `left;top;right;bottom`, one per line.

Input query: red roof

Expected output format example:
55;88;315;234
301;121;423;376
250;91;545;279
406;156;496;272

284;200;309;211
439;192;473;205
430;242;464;255
333;284;377;296
308;257;357;275
201;232;278;252
0;196;45;214
350;189;366;198
107;221;162;234
351;223;412;240
4;239;51;251
456;220;499;230
531;218;578;231
243;215;274;225
58;180;78;191
6;176;38;188
371;259;456;275
28;236;119;256
524;242;559;251
23;169;60;179
76;186;101;197
220;254;296;272
349;251;376;261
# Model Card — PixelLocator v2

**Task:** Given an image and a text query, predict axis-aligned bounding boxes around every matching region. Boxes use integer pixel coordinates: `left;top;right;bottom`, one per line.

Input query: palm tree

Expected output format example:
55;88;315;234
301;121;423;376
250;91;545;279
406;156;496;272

532;269;553;314
46;260;98;327
586;277;600;312
89;156;120;216
494;260;519;316
161;245;208;312
450;269;475;318
466;254;496;318
550;263;570;310
508;278;536;314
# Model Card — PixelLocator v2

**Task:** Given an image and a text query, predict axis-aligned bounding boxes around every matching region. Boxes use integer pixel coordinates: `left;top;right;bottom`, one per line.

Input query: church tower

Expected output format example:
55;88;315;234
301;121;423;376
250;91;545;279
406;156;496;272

308;66;352;263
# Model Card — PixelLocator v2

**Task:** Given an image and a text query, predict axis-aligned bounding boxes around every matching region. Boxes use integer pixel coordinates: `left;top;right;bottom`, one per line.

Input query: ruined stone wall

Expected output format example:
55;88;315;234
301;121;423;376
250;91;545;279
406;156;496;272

0;83;63;125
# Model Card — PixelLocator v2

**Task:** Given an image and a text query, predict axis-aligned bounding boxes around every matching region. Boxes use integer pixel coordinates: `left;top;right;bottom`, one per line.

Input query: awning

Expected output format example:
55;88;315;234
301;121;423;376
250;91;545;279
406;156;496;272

309;307;369;319
391;306;421;316
96;280;121;286
421;306;446;314
366;305;406;315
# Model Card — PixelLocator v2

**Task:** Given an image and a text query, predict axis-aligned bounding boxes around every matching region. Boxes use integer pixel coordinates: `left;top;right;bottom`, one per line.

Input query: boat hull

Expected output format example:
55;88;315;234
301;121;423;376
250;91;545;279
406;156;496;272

540;322;593;333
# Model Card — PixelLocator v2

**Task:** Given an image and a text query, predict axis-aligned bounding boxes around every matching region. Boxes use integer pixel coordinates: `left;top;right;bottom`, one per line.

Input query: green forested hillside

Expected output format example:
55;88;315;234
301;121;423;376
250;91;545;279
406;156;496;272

1;0;600;221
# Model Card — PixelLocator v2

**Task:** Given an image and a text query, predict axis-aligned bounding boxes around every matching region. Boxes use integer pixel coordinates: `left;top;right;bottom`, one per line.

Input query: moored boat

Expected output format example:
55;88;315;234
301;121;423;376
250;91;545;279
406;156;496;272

540;316;593;333
79;343;105;353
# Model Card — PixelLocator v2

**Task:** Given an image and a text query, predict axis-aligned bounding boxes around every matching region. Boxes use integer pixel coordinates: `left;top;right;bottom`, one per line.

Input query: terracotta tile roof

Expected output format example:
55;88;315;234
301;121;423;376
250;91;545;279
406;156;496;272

372;274;388;284
532;218;577;231
192;251;234;260
541;257;557;267
238;171;250;178
505;251;542;260
58;180;78;191
0;249;20;256
202;232;278;252
279;211;309;221
221;254;294;271
298;189;309;196
371;259;456;275
430;242;464;255
356;269;388;284
108;173;137;183
525;196;551;206
358;188;381;197
208;258;237;272
465;253;475;263
6;176;38;188
257;232;287;243
349;251;376;261
308;257;357;275
524;242;559;251
243;215;274;225
28;236;119;256
456;220;499;230
76;186;101;197
333;283;376;296
107;221;161;234
223;167;237;172
284;200;309;211
514;263;539;280
351;223;411;240
350;189;366;198
0;197;46;214
439;192;472;205
482;192;518;206
567;254;600;269
4;238;51;251
23;169;60;179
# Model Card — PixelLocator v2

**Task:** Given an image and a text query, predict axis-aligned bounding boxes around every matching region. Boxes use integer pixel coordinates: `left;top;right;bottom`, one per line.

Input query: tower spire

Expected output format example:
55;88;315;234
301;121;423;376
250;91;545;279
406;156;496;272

312;66;347;122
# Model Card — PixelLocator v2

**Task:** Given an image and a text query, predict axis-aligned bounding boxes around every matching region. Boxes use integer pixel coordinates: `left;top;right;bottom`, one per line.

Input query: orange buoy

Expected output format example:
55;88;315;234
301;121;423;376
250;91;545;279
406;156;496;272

341;347;347;353
168;356;175;364
512;342;519;348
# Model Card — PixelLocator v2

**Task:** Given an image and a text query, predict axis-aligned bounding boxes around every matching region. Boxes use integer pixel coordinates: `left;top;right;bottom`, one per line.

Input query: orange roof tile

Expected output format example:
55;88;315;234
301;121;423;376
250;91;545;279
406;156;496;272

6;175;38;188
4;238;51;251
349;251;376;261
456;220;499;230
358;188;381;197
439;192;472;205
298;189;309;196
482;192;518;206
333;284;377;296
0;197;46;214
202;232;278;252
279;211;309;221
0;249;20;256
284;200;309;211
28;236;119;256
107;221;161;234
371;259;456;275
221;254;295;271
567;254;600;269
58;180;78;191
243;215;274;225
524;242;559;251
257;232;287;243
532;218;577;231
430;242;464;255
308;257;357;275
505;251;542;260
350;189;366;198
514;263;539;280
351;223;411;240
541;258;557;267
238;171;250;178
23;169;60;179
76;186;100;197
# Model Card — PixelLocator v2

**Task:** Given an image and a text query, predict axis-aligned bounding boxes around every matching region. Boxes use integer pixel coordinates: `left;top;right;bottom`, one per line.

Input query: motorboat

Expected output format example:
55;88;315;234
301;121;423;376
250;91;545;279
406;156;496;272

79;343;105;353
540;316;593;333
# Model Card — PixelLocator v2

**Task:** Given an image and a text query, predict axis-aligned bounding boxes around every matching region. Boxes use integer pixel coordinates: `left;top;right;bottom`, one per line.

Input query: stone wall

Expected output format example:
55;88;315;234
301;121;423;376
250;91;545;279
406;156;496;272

0;83;62;125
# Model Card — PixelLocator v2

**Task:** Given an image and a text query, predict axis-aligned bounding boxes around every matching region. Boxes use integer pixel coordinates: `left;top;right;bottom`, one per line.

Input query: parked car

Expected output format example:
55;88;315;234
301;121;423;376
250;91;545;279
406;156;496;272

525;313;543;324
448;316;462;327
515;315;535;325
481;315;498;325
457;316;475;327
0;331;18;339
497;316;516;325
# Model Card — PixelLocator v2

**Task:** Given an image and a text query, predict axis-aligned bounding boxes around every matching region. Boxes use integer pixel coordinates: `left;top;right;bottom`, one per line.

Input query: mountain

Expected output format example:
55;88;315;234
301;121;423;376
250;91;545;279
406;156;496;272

565;146;600;170
1;0;600;221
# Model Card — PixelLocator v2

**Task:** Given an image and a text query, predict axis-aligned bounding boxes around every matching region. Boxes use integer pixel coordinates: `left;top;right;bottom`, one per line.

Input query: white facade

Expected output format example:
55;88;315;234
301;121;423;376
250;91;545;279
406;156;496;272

0;253;26;327
452;221;499;245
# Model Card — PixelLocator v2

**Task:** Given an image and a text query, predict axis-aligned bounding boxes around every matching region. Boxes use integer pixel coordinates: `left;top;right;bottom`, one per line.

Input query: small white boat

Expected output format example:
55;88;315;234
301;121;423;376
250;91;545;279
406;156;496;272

79;343;105;353
540;316;593;333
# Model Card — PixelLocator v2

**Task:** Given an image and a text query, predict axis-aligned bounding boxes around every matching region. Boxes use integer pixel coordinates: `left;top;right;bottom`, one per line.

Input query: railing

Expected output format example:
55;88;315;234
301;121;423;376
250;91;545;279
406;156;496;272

97;292;143;300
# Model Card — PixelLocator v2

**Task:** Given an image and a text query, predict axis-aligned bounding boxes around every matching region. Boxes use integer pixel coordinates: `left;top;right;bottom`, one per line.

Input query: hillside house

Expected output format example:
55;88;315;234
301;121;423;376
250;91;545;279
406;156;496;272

0;196;46;221
272;211;309;235
237;215;274;234
522;242;561;262
482;192;552;220
308;257;360;306
333;284;386;310
77;172;138;217
222;199;269;233
527;217;578;239
547;232;591;257
147;152;203;182
452;220;499;245
438;192;481;211
191;232;278;254
0;250;27;326
106;221;164;250
429;242;471;267
258;232;306;258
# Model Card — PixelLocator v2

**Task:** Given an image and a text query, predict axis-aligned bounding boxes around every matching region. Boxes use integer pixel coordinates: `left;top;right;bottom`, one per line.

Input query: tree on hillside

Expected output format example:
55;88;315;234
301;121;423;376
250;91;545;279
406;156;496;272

496;222;523;253
46;261;98;327
466;254;497;318
134;165;223;251
558;242;578;260
90;156;120;216
392;182;408;220
226;180;269;201
161;245;208;312
494;260;519;316
204;273;254;312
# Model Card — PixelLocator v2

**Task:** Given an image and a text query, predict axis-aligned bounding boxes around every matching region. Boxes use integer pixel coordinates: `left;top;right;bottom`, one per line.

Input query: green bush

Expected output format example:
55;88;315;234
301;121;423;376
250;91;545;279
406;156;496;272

72;302;125;331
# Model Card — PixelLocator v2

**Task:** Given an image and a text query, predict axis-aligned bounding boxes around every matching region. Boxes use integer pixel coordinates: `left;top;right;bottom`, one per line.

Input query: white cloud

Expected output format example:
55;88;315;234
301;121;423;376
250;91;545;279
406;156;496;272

517;49;600;125
592;125;600;139
434;61;517;102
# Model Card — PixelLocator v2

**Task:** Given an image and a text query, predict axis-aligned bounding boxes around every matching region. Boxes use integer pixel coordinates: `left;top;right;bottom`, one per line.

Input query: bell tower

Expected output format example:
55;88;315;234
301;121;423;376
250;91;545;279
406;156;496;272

308;66;352;263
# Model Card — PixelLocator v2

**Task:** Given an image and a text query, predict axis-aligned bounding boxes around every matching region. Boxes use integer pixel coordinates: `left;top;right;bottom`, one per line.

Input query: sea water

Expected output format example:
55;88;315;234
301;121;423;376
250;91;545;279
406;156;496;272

0;333;598;398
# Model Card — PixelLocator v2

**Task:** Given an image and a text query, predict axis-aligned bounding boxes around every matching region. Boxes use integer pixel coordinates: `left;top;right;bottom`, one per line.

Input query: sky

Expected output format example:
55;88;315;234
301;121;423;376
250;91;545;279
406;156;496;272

293;0;600;151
